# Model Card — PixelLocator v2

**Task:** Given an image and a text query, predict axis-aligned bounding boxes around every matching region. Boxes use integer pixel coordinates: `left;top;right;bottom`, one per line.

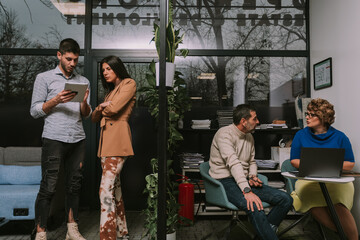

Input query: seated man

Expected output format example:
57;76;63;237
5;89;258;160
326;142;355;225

209;104;293;240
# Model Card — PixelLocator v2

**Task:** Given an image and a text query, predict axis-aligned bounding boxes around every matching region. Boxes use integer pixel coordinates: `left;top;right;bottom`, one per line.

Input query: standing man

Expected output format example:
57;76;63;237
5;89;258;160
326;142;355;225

209;104;292;240
30;38;91;240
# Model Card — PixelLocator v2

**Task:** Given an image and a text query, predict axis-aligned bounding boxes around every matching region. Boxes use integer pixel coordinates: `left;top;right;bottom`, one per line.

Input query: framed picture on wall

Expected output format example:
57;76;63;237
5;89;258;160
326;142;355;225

313;58;332;90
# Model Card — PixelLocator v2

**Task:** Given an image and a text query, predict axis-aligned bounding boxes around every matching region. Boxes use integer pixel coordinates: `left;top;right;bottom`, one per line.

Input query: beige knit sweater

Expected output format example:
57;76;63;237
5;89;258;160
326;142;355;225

209;124;257;191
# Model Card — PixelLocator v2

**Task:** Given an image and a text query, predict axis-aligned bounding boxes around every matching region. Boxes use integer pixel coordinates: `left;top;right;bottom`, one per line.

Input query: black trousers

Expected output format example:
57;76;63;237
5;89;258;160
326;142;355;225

35;138;85;229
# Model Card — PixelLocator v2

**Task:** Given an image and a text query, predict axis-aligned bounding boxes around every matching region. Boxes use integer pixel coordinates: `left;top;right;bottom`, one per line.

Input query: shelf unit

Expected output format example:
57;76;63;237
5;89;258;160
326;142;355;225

258;169;281;173
178;127;299;216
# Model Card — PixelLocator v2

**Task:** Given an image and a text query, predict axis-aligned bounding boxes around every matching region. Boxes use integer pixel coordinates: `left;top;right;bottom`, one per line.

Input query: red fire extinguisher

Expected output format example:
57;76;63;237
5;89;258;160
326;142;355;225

178;175;194;222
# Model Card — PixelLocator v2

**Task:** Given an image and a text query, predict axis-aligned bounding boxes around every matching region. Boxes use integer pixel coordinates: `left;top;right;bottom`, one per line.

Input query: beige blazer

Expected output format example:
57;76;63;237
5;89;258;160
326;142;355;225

92;78;136;157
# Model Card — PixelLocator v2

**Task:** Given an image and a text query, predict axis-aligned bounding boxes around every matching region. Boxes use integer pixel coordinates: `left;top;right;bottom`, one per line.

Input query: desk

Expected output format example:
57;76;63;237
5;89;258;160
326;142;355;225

282;172;354;240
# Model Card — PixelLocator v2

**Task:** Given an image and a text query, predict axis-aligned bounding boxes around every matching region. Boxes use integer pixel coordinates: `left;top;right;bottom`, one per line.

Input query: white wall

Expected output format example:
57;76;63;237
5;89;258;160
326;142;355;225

310;0;360;230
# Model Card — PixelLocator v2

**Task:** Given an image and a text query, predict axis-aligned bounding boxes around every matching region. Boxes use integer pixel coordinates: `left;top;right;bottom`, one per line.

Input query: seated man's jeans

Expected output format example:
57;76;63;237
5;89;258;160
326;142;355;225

35;138;85;229
219;177;293;240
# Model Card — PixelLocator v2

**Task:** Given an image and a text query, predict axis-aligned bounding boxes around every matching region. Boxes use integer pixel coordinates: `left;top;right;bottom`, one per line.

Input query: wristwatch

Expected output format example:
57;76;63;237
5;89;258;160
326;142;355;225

243;187;252;194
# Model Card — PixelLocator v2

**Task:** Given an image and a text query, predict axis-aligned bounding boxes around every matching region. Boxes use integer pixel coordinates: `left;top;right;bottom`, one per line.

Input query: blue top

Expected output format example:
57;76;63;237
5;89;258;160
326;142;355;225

30;66;91;143
290;126;355;162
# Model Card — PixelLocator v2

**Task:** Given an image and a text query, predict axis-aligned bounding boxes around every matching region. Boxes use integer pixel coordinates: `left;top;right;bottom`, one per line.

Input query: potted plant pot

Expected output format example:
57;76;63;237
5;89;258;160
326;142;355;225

166;231;176;240
156;62;176;87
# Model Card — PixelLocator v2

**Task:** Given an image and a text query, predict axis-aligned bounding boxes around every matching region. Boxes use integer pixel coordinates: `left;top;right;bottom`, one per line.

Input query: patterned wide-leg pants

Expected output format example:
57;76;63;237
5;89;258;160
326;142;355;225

100;156;128;240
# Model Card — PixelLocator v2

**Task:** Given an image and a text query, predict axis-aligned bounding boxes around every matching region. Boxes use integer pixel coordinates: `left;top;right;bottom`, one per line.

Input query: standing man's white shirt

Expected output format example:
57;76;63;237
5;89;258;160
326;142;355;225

30;66;91;143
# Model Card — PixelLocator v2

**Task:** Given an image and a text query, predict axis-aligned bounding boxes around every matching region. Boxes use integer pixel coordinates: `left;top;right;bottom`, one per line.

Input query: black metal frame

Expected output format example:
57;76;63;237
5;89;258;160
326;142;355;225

157;0;168;238
0;1;310;238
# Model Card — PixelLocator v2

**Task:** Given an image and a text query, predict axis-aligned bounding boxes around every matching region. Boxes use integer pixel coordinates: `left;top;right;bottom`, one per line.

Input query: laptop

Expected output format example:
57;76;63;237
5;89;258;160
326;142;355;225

292;147;345;178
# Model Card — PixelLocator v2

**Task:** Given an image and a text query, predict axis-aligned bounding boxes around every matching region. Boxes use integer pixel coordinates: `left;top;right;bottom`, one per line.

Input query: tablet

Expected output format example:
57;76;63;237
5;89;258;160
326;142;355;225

64;82;88;102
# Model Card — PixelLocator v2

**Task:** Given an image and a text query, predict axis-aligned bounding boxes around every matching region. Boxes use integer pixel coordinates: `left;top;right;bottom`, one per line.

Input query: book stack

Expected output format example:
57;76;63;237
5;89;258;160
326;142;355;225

192;179;205;192
268;181;285;189
197;180;204;191
216;110;233;128
266;123;288;129
179;152;205;169
255;159;278;170
191;120;211;129
204;205;226;212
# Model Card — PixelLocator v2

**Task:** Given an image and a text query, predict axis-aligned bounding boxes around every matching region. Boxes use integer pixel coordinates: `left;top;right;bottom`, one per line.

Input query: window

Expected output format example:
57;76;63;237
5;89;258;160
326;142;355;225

0;0;85;48
175;56;307;107
0;55;84;146
91;0;158;49
174;0;306;50
96;61;150;103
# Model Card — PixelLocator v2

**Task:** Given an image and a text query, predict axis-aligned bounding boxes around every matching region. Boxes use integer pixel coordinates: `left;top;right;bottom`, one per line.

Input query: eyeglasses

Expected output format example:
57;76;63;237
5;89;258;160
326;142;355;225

305;111;318;118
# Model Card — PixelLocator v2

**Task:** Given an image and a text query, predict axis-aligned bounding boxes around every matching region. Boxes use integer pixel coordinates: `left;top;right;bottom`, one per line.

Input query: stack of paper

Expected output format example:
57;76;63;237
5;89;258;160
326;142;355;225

179;152;205;169
217;110;233;128
191;119;211;129
266;123;288;129
268;181;285;189
255;159;278;169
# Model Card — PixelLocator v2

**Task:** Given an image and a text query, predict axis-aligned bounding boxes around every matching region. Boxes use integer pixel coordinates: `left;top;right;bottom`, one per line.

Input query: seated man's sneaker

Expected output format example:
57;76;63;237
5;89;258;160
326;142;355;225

65;222;86;240
35;232;47;240
270;224;279;234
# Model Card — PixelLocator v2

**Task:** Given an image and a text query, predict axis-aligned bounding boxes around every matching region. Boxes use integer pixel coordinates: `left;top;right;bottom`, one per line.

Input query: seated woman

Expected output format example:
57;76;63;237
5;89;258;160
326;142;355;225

290;98;357;240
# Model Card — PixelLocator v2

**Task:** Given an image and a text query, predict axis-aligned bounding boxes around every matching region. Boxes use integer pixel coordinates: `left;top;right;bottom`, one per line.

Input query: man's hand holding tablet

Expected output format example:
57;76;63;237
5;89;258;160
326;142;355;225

64;82;88;102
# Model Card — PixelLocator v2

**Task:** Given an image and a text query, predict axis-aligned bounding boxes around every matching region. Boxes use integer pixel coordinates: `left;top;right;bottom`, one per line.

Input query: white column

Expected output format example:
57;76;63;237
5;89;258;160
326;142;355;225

233;65;245;106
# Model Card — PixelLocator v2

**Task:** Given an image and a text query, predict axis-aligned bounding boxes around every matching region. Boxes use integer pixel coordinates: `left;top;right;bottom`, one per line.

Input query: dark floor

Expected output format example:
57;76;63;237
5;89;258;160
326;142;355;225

0;210;340;240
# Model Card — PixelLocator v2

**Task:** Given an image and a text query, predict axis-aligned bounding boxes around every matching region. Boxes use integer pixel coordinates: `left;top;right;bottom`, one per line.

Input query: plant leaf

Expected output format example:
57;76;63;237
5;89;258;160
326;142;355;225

179;48;189;58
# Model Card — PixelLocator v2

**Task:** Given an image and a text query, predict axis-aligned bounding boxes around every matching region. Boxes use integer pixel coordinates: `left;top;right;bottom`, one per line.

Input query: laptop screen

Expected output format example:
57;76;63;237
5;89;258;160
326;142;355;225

299;148;345;178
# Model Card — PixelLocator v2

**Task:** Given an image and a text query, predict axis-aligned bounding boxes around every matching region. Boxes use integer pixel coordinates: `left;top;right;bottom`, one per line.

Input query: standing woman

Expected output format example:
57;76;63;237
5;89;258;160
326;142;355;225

290;98;357;240
92;56;136;240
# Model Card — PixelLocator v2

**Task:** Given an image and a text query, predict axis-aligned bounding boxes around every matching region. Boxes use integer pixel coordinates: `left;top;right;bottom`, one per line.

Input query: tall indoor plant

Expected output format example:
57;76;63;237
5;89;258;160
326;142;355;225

141;2;191;237
141;61;191;240
152;0;189;87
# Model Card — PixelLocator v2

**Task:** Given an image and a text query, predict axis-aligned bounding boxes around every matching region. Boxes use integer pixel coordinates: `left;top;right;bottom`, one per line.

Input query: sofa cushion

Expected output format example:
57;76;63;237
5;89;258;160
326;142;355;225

0;165;41;185
4;147;41;166
0;185;40;220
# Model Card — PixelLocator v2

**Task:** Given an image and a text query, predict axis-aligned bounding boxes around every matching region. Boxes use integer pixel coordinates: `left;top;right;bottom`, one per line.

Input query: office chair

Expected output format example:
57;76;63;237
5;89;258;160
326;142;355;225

199;161;270;240
278;159;327;239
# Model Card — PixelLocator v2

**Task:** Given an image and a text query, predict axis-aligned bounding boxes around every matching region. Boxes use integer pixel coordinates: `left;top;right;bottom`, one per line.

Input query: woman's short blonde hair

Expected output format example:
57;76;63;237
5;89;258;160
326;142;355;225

307;98;335;128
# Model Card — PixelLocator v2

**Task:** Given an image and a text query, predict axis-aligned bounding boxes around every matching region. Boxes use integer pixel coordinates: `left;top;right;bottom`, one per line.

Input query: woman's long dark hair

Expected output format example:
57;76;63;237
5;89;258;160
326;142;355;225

100;55;131;92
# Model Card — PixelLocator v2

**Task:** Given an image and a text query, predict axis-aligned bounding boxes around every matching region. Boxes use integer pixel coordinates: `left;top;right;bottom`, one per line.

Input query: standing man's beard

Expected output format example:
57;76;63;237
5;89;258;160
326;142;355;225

61;62;74;75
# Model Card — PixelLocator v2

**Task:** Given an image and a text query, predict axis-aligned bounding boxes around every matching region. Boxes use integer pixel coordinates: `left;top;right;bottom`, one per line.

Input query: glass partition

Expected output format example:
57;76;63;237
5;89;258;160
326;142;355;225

97;61;150;103
0;55;84;147
1;0;85;48
174;0;306;50
92;0;159;49
174;56;307;107
90;0;306;50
